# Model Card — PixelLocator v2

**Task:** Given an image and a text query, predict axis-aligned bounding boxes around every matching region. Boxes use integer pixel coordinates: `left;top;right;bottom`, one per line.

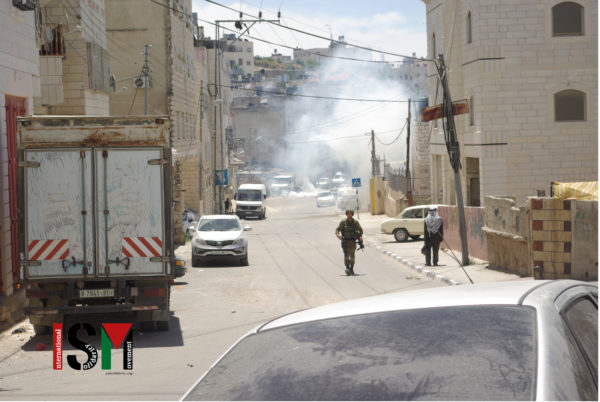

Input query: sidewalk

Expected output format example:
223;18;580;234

351;210;531;286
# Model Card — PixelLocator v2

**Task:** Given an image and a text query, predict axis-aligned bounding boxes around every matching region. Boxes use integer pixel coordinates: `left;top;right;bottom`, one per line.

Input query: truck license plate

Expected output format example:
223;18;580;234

79;289;115;298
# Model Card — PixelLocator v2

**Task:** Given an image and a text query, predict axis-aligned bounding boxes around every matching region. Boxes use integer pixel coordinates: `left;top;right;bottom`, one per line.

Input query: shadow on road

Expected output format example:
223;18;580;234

18;312;185;353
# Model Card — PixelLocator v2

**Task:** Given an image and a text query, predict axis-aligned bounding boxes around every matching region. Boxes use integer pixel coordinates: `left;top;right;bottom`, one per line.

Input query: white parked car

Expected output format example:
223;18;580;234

381;205;441;242
316;190;335;207
331;171;346;187
191;215;251;267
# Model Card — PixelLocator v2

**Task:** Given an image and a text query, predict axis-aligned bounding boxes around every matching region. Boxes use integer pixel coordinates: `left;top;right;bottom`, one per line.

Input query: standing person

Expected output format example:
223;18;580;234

224;198;231;214
424;206;444;266
335;209;363;276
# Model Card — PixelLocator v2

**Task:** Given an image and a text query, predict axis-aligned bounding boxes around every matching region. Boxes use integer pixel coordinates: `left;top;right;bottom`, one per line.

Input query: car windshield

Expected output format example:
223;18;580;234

197;219;241;232
318;192;332;197
238;190;262;201
185;306;536;401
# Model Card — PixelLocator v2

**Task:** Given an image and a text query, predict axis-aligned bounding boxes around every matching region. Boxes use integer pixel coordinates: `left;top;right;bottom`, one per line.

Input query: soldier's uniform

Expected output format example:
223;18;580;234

336;213;363;275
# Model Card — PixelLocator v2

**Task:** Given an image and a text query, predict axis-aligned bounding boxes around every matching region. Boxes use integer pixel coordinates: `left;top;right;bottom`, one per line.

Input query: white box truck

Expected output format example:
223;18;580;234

17;116;174;333
235;184;267;219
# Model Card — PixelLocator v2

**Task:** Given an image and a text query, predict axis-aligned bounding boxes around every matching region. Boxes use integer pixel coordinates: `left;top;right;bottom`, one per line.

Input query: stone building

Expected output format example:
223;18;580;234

0;1;39;322
382;54;428;99
106;0;203;243
221;33;254;82
34;0;111;116
423;0;597;206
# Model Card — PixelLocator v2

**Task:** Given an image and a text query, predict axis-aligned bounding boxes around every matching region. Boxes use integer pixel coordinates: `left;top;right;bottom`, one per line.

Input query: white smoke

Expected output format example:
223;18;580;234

276;50;410;210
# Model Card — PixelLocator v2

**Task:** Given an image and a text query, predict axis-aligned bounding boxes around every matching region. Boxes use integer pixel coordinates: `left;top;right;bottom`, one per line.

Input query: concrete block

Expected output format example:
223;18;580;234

532;210;552;221
532;231;552;241
551;231;572;242
533;251;552;261
553;252;572;263
552;210;571;221
543;241;564;253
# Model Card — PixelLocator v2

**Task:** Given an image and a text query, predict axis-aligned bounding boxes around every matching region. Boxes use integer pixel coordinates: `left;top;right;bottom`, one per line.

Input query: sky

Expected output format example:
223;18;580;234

191;0;428;61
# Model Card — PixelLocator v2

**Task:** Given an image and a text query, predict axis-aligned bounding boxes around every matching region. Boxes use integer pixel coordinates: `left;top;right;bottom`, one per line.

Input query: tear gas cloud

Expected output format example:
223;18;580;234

275;50;412;208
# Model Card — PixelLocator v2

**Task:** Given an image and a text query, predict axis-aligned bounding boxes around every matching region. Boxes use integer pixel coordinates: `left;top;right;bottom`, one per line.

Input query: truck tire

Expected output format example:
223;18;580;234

156;320;170;331
33;324;51;335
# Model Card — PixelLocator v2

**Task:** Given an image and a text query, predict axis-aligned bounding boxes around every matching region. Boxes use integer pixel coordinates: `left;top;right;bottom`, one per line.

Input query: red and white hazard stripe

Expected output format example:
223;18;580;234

28;240;70;261
122;237;162;258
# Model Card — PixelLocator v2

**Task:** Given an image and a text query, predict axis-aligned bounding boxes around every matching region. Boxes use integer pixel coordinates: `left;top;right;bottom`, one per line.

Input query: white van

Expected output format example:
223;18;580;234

235;184;267;219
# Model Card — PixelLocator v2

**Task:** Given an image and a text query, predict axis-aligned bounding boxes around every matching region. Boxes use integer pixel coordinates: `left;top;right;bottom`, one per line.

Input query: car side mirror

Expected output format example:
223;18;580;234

243;226;252;231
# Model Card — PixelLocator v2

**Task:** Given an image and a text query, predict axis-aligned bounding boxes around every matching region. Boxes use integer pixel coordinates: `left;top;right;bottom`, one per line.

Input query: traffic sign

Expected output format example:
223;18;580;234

352;178;361;187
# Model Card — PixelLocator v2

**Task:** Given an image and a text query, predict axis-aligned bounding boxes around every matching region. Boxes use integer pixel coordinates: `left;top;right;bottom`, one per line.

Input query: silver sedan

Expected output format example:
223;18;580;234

183;280;597;400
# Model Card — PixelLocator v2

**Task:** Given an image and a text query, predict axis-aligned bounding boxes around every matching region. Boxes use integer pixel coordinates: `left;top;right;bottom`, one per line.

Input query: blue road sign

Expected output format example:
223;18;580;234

215;169;229;186
352;178;361;187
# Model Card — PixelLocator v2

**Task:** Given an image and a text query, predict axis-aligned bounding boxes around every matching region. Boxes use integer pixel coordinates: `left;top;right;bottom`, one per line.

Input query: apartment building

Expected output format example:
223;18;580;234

221;33;254;82
424;0;597;206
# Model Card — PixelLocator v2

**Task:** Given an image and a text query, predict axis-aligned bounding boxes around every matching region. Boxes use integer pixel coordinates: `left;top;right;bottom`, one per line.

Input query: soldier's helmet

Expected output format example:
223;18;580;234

345;209;354;215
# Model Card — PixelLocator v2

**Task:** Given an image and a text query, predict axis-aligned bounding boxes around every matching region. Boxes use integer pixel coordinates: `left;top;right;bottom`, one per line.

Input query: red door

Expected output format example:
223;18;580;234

5;95;26;288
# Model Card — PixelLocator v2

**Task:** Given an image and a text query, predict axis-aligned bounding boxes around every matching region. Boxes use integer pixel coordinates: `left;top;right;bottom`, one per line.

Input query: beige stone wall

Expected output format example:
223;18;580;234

483;196;530;276
232;104;286;165
412;122;431;202
39;56;64;105
425;0;598;206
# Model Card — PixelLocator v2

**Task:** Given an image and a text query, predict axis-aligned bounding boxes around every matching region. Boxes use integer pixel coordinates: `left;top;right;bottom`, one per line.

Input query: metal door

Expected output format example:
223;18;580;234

24;150;94;278
96;148;166;276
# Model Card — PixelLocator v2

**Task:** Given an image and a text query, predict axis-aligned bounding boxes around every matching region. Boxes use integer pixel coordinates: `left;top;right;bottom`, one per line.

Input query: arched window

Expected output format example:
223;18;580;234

432;33;436;59
466;12;472;44
554;90;586;121
552;2;584;36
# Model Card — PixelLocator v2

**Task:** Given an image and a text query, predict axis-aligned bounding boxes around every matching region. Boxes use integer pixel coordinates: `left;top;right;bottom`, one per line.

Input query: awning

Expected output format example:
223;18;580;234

552;181;598;201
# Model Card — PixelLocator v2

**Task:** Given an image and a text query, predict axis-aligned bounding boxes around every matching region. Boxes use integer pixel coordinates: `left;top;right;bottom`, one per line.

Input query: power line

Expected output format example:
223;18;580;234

203;0;432;62
375;119;407;146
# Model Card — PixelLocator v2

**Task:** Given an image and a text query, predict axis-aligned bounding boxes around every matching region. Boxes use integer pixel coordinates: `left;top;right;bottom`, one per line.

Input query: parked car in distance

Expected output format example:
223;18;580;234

316;190;335;207
173;255;186;278
183;280;598;401
316;177;331;189
191;215;251;267
381;205;440;242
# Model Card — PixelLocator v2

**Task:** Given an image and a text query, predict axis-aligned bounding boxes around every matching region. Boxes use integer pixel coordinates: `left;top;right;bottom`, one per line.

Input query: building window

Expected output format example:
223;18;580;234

246;61;251;65
238;58;243;65
466;12;472;44
552;2;584;36
469;96;474;126
246;47;251;52
554;89;586;121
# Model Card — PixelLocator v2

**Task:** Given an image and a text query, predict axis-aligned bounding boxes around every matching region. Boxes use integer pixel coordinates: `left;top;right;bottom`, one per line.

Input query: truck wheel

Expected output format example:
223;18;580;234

393;228;409;242
139;321;154;332
33;324;51;335
156;320;170;331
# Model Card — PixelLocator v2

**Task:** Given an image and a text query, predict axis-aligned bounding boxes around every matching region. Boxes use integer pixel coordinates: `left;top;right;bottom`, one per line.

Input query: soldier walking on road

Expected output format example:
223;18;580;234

336;209;363;276
424;206;443;266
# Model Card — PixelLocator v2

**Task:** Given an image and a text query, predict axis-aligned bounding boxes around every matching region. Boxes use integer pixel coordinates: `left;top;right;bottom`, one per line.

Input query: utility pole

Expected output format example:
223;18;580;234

406;99;413;206
142;44;150;115
436;54;469;266
370;129;376;177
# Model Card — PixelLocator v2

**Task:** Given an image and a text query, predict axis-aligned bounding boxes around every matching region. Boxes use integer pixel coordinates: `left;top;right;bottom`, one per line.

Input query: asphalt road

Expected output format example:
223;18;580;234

0;195;442;400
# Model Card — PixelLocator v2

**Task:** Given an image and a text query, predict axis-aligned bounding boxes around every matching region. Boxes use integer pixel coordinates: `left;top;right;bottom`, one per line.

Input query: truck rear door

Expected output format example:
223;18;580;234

23;149;94;279
96;148;167;276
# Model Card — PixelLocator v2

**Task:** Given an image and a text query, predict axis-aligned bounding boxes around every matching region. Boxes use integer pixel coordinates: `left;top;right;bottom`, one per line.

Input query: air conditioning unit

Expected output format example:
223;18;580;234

13;0;37;11
133;76;149;89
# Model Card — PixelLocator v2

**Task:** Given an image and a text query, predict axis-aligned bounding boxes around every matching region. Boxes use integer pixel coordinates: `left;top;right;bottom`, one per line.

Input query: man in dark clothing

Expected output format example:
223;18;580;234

224;198;231;214
335;209;363;276
423;206;443;266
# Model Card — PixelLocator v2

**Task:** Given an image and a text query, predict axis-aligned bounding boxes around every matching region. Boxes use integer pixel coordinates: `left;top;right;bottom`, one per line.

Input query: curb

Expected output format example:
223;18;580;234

366;238;463;286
